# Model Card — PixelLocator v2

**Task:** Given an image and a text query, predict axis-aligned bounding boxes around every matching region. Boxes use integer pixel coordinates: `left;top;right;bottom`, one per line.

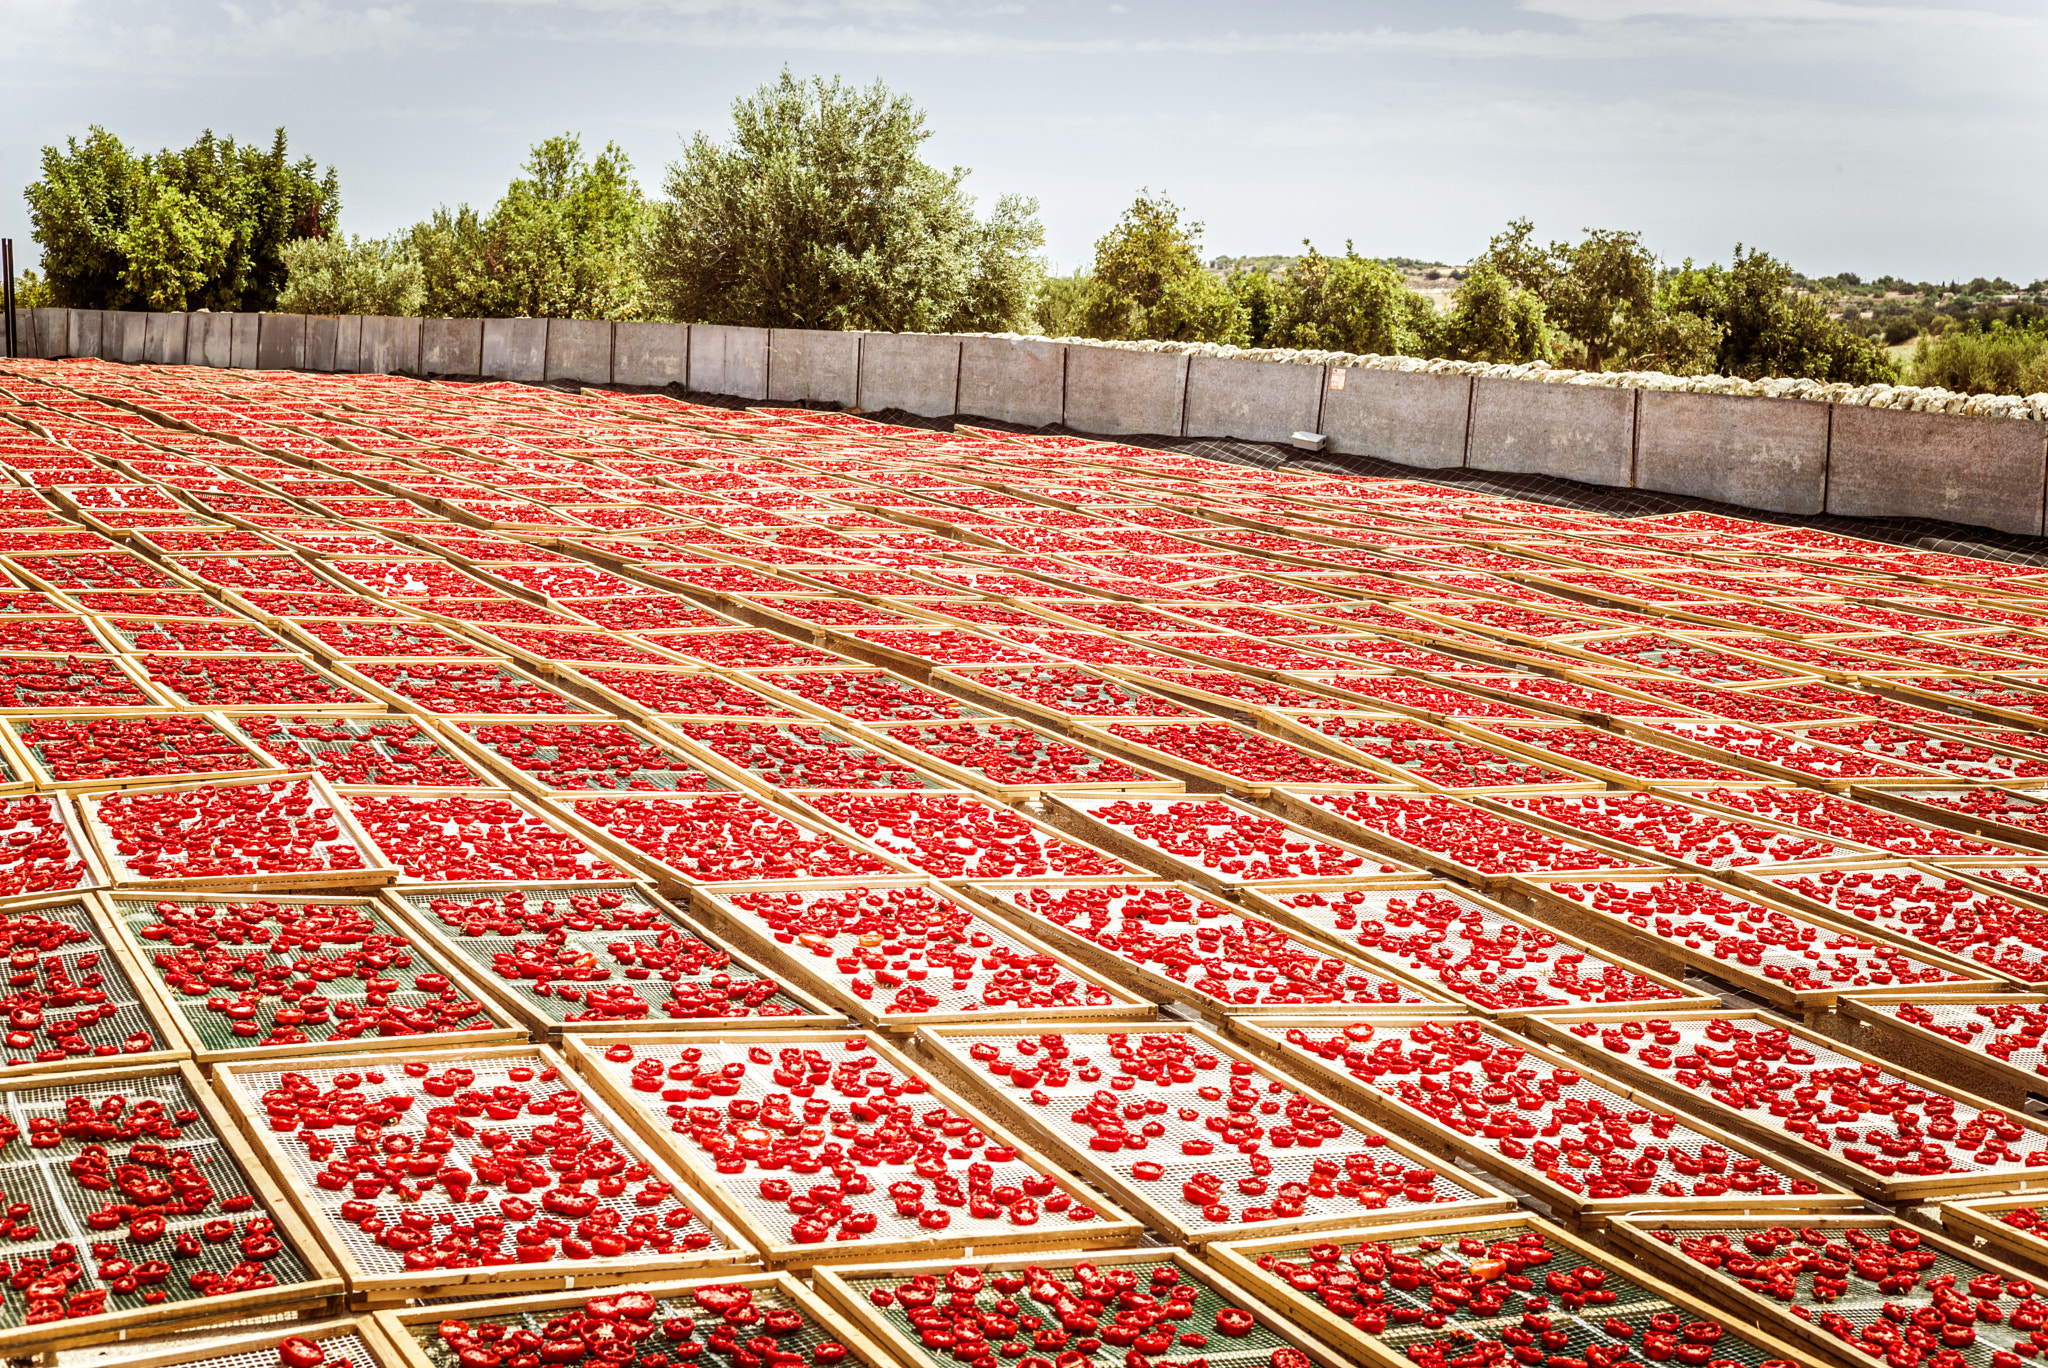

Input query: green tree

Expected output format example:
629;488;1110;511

1228;267;1278;348
1663;246;1899;384
1079;191;1245;344
1541;228;1656;372
411;135;647;319
1031;269;1092;337
643;72;1042;332
278;234;423;316
1912;323;2048;395
1267;242;1436;356
1441;260;1550;364
24;126;337;311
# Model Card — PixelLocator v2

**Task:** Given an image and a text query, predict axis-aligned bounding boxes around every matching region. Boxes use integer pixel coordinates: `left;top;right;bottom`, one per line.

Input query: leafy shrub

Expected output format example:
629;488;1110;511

278;235;422;316
1912;324;2048;395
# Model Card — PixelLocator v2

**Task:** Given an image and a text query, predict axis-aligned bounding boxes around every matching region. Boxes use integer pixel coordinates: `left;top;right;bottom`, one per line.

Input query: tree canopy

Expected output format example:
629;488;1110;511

409;135;648;319
1078;192;1244;344
25;126;337;312
643;71;1043;332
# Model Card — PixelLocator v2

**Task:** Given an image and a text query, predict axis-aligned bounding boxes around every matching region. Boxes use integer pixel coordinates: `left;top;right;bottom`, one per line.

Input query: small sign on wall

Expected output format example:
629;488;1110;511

1329;368;1347;390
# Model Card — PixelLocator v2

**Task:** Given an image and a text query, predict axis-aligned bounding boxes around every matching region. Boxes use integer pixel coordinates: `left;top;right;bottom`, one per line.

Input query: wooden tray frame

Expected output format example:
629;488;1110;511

429;713;732;800
0;891;191;1077
212;1043;754;1307
1830;993;2048;1107
1259;707;1606;795
1067;715;1405;799
541;789;921;891
657;716;958;801
1234;878;1723;1021
960;877;1456;1021
339;785;641;890
376;879;846;1038
54;1317;409;1368
97;887;528;1066
1225;1014;1858;1225
0;653;182;716
1940;1193;2048;1277
1038;790;1422;895
859;717;1187;802
135;650;388;715
1609;1211;2048;1368
328;657;598;718
812;1245;1356;1368
1847;780;2048;853
683;878;1154;1032
910;1019;1513;1246
1203;1211;1816;1368
370;1274;903;1368
559;1029;1144;1268
1496;869;2010;1013
784;788;1150;885
77;771;400;893
1523;1007;2048;1202
1263;786;1667;889
0;1060;346;1356
7;709;287;792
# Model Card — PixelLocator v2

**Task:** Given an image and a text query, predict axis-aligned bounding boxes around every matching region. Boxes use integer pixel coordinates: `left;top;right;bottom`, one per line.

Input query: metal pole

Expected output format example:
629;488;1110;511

1;239;15;360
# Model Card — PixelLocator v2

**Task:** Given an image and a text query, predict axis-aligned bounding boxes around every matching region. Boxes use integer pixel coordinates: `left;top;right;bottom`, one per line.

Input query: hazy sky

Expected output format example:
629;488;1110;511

4;0;2043;283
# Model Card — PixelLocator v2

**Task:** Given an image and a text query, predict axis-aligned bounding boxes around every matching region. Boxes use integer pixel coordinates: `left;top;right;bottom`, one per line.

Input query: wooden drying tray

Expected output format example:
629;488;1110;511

558;1029;1142;1269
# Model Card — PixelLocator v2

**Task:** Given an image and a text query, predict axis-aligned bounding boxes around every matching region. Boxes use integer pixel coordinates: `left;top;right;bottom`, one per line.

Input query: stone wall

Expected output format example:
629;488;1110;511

14;309;2048;537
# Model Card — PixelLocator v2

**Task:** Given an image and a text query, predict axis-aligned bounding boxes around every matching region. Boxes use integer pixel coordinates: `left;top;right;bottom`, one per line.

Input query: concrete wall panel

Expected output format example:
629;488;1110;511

1828;405;2048;535
142;313;187;366
230;314;260;369
482;318;547;382
611;322;687;387
956;337;1064;427
766;329;860;406
191;313;233;367
1635;389;1828;515
68;311;104;360
1321;367;1471;468
1064;346;1187;436
332;316;363;374
421;318;483;376
361;317;421;375
545;319;612;384
25;309;68;358
1469;378;1635;484
256;314;305;371
688;324;768;400
303;315;340;373
1184;355;1323;443
109;311;148;364
858;333;959;415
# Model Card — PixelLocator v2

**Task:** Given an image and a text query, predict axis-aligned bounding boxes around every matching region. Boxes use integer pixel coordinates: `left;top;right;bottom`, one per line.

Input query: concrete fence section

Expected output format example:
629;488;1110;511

359;317;421;375
421;318;483;377
1064;346;1187;436
143;313;187;367
109;312;149;364
1827;405;2048;536
230;315;261;370
1320;368;1472;469
767;329;860;407
1182;355;1323;445
12;305;2048;541
688;325;768;400
256;314;305;372
482;317;548;383
1635;390;1831;516
545;319;613;385
611;322;687;387
332;316;363;375
190;313;233;368
1469;378;1636;486
958;336;1065;428
858;332;959;416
